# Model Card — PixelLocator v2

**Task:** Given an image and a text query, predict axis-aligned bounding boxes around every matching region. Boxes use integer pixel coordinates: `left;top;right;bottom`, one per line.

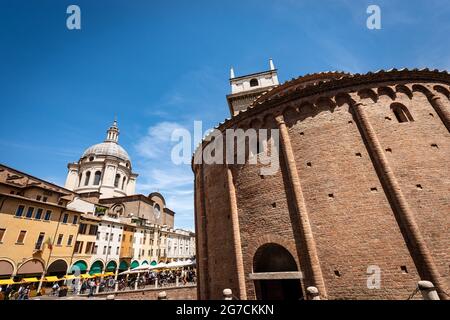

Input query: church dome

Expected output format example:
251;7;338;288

82;141;130;162
81;120;131;162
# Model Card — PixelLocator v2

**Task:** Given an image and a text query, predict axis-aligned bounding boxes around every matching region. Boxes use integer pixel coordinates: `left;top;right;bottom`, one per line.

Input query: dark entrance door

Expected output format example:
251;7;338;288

256;280;302;300
253;243;303;300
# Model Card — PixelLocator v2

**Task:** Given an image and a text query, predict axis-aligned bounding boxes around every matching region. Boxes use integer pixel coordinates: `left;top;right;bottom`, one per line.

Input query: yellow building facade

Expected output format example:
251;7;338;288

0;165;82;289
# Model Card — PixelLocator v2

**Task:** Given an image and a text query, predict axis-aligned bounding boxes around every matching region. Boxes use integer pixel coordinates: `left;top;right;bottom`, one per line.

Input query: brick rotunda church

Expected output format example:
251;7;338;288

192;61;450;300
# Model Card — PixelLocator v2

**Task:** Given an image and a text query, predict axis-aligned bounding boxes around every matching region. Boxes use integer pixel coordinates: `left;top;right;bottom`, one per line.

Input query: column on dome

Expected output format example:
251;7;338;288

64;164;80;191
126;174;137;196
99;162;118;198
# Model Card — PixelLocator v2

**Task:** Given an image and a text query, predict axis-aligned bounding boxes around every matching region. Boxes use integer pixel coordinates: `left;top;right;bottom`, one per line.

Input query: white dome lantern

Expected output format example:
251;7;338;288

64;119;138;199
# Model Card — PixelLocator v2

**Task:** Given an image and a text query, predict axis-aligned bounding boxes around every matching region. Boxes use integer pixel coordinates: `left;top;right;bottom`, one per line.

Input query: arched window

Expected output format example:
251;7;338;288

78;173;83;187
114;174;120;188
84;172;91;186
250;78;259;87
391;103;414;123
122;176;127;190
93;171;102;185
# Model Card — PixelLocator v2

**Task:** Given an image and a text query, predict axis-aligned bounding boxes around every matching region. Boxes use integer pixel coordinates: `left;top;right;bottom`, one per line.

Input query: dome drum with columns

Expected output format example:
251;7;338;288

65;120;138;199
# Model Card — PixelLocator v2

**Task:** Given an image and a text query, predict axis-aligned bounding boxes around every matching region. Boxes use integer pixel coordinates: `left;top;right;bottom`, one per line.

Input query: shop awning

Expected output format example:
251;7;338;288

44;276;61;282
80;274;93;279
102;272;114;277
119;260;129;270
89;261;104;275
130;261;139;269
105;261;117;272
64;275;79;280
71;261;88;273
0;279;16;285
118;261;128;270
21;277;40;283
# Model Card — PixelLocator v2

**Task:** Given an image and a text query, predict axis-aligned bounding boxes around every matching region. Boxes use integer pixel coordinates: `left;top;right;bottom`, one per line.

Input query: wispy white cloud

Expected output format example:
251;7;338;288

137;168;192;191
134;120;195;230
135;121;186;159
131;66;229;230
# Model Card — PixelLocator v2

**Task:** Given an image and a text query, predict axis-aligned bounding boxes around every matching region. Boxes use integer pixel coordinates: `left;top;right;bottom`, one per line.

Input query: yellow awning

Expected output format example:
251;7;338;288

102;272;114;277
0;279;16;285
92;273;102;277
21;277;40;283
44;276;60;282
64;274;79;280
80;274;92;279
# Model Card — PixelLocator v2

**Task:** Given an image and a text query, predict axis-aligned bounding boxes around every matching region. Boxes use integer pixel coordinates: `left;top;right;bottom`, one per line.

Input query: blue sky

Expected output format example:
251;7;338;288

0;0;449;230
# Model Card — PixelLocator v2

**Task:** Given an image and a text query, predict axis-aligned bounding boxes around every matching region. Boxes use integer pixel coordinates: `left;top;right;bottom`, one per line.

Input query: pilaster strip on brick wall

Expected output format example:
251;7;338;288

350;99;449;300
195;165;210;300
429;94;450;133
226;167;247;299
274;114;328;299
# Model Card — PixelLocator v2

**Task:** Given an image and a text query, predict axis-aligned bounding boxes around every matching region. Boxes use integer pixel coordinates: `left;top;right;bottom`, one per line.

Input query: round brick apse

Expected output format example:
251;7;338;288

192;69;450;300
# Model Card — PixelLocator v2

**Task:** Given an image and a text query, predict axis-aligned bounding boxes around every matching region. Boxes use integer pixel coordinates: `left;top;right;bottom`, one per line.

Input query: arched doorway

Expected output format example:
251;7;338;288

89;261;104;275
16;259;44;277
70;260;88;275
0;260;14;279
105;261;117;273
252;243;303;300
119;260;129;271
130;260;139;270
47;260;68;277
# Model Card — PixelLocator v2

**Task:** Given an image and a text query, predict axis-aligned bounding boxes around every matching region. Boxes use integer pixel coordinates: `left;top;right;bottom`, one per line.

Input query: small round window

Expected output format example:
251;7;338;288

250;78;259;87
89;156;94;161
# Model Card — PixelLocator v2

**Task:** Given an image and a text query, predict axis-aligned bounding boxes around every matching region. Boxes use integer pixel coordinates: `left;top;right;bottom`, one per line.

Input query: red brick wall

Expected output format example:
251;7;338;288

286;92;420;299
201;164;240;300
194;76;450;300
363;86;450;282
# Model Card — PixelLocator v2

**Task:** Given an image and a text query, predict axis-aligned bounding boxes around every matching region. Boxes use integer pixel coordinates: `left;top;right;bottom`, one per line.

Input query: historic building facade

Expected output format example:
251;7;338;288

193;67;450;300
166;229;196;262
0;164;82;289
63;121;194;275
0;121;195;290
64;120;138;199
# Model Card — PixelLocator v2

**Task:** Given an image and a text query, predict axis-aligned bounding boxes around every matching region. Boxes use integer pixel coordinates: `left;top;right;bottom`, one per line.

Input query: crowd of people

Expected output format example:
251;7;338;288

0;284;34;300
117;268;197;290
0;268;197;300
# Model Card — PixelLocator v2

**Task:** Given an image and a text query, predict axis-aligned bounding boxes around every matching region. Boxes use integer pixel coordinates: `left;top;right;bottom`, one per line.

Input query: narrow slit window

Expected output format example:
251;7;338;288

391;103;414;123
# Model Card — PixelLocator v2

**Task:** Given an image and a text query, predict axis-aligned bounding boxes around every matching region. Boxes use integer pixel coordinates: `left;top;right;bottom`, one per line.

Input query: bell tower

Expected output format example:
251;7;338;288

226;59;279;116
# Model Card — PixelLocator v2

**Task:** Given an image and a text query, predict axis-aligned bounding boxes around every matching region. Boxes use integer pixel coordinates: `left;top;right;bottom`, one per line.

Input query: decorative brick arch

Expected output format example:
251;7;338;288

246;234;300;273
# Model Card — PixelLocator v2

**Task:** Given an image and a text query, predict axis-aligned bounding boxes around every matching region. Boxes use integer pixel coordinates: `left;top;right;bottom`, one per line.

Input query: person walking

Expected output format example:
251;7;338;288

80;280;87;294
52;282;60;296
17;285;25;300
87;279;96;298
22;286;30;300
4;285;12;300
